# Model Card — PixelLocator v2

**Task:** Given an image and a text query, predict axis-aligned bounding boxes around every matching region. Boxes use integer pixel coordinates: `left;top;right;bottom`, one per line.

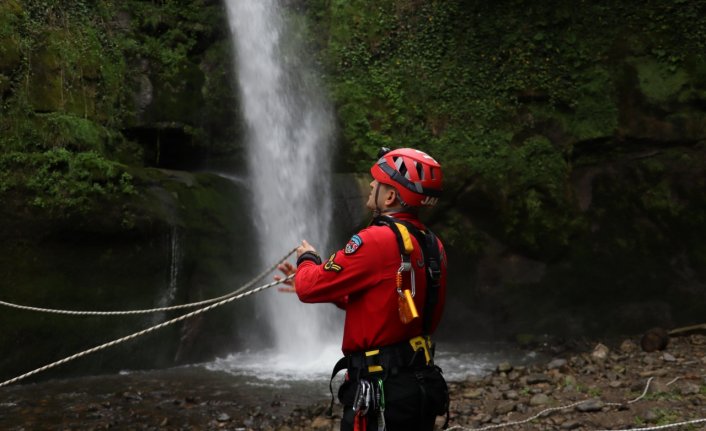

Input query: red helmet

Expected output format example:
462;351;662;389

370;148;443;207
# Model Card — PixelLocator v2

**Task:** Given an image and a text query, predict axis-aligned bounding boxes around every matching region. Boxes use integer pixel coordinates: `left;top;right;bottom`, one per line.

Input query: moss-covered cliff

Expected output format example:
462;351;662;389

0;0;251;381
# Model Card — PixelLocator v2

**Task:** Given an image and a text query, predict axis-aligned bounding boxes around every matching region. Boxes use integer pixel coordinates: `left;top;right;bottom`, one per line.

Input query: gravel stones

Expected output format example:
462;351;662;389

445;336;706;430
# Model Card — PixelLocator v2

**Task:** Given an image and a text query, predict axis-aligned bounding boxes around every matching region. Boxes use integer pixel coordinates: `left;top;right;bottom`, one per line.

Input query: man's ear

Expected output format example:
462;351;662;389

384;188;398;206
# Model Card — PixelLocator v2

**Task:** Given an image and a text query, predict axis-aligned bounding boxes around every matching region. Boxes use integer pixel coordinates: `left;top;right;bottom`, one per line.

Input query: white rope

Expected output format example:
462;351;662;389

665;376;681;386
0;248;297;316
445;399;589;431
0;274;293;388
624;376;654;404
593;419;706;431
446;377;706;431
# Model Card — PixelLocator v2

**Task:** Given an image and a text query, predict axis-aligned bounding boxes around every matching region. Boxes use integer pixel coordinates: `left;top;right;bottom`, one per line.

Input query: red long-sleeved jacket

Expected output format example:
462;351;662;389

295;212;447;354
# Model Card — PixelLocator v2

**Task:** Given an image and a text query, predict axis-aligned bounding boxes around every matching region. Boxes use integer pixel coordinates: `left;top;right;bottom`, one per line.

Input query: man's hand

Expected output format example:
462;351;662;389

275;261;296;292
296;239;317;257
276;240;318;293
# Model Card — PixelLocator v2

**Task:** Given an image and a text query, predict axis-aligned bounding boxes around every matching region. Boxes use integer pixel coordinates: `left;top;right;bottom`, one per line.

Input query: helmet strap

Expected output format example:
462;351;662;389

373;182;411;216
372;181;385;216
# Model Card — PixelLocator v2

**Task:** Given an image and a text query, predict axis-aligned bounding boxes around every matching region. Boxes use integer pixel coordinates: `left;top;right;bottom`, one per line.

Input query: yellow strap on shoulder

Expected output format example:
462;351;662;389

394;223;414;254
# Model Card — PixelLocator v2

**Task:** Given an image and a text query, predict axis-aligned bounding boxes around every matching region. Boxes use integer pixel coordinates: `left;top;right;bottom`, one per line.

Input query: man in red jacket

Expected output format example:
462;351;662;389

277;148;448;430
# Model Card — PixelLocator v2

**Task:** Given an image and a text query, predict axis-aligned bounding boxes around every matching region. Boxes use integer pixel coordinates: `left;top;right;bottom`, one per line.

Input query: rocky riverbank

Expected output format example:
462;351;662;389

1;335;704;430
444;334;706;431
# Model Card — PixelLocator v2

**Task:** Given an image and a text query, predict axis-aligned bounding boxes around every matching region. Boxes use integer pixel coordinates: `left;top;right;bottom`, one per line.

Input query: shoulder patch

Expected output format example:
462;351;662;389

324;253;343;272
344;234;363;255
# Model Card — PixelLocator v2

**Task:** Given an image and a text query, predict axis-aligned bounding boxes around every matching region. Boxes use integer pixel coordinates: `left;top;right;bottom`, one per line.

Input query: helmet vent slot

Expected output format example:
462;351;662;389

394;156;410;179
415;162;424;179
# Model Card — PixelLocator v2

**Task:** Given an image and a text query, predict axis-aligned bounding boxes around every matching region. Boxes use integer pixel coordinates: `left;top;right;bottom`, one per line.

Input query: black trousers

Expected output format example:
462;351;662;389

338;365;448;431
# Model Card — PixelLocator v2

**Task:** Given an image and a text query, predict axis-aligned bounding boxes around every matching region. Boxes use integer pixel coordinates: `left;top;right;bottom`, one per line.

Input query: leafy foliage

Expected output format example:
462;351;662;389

305;0;706;253
0;0;236;227
0;149;135;216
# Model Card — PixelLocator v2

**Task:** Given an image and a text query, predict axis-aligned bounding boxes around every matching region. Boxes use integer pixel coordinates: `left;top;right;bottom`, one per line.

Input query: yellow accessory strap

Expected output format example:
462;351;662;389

409;335;432;365
364;349;383;373
394;222;414;254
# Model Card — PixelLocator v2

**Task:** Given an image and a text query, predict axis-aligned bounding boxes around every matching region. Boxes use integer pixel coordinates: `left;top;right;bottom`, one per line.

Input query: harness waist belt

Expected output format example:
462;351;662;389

327;336;434;416
346;335;434;374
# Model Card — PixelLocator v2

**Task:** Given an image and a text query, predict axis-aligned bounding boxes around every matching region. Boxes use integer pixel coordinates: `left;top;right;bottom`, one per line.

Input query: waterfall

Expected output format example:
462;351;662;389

166;226;181;304
153;226;181;324
225;0;341;363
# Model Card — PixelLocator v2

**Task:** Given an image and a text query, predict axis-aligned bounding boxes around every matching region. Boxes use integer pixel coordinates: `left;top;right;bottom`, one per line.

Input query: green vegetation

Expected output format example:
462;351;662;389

0;149;135;216
304;0;706;254
644;390;682;402
2;0;704;254
651;408;681;426
0;0;240;234
573;383;602;397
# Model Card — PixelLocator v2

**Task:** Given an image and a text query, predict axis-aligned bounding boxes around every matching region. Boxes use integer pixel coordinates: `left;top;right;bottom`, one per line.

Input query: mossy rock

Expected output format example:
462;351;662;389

27;30;66;112
26;24;109;117
630;56;691;104
0;0;23;76
0;34;21;88
142;60;206;125
197;39;242;156
0;236;180;381
0;167;257;379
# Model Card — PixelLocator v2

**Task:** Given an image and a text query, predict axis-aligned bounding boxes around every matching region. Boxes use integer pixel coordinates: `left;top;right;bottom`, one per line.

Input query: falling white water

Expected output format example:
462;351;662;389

153;226;182;324
224;0;341;365
165;226;181;304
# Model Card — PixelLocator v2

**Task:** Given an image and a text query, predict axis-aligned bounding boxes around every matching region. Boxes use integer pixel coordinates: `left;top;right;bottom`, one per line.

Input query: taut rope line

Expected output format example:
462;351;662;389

0;248;297;316
0;274;294;388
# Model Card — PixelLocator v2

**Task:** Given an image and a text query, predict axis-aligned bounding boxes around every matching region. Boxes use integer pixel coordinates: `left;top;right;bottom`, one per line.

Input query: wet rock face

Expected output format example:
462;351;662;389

117;3;243;170
433;4;706;341
0;1;22;98
0;170;257;380
445;137;706;339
